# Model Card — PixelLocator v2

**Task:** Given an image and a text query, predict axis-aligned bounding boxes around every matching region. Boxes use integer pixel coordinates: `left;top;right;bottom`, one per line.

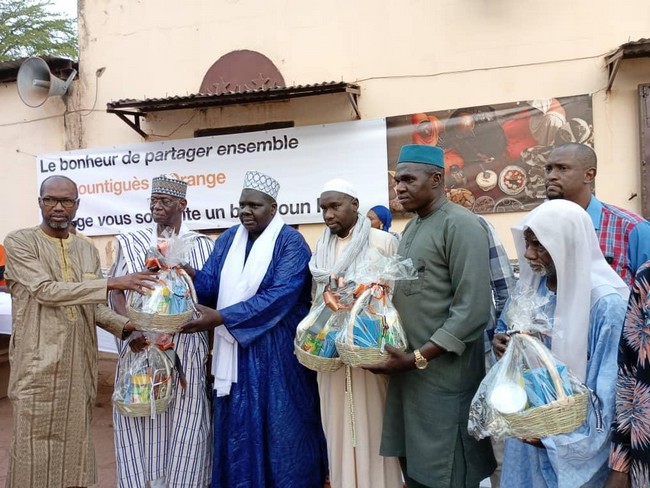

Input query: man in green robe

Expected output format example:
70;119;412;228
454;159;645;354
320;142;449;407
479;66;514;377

3;175;157;488
368;144;496;487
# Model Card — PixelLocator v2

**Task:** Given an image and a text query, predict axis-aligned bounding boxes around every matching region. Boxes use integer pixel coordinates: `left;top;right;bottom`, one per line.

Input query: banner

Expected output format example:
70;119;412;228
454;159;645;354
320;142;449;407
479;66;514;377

386;94;593;214
37;119;389;236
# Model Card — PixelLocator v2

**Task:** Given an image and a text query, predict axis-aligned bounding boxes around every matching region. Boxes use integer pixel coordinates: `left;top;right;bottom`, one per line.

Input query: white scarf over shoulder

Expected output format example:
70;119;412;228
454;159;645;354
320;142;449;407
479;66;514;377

309;214;371;295
213;213;285;396
512;199;628;382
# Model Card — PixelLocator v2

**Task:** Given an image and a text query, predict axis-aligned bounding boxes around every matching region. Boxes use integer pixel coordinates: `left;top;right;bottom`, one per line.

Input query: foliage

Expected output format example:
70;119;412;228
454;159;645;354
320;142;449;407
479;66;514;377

0;0;77;62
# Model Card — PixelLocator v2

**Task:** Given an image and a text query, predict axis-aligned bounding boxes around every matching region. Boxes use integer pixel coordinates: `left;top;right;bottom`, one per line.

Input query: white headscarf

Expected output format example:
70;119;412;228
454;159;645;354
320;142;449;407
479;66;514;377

512;199;628;382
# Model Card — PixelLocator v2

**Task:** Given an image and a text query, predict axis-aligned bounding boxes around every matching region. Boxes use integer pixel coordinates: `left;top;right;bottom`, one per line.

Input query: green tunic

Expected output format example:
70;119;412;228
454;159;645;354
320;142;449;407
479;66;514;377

380;200;496;487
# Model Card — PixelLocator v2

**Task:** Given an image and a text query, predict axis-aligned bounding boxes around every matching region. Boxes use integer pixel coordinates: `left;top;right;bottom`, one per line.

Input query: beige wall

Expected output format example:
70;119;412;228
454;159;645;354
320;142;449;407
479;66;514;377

2;0;650;263
0;83;67;238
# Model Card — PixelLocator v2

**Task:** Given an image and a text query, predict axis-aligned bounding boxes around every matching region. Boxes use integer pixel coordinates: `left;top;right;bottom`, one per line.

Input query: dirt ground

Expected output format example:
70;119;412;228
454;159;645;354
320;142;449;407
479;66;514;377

0;353;119;487
0;354;489;488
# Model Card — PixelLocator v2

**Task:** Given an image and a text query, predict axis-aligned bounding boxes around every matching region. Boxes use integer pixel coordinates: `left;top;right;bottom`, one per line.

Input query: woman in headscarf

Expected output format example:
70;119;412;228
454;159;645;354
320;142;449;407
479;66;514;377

367;205;400;240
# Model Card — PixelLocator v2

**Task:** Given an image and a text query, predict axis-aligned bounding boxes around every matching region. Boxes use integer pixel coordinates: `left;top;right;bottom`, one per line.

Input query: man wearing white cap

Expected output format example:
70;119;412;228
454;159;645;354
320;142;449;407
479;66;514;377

310;178;402;488
109;174;215;488
182;170;327;488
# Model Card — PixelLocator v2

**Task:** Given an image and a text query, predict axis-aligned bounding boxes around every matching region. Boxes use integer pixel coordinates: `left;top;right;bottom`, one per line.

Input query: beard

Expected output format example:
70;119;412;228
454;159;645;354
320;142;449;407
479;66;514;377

527;259;556;277
47;218;70;230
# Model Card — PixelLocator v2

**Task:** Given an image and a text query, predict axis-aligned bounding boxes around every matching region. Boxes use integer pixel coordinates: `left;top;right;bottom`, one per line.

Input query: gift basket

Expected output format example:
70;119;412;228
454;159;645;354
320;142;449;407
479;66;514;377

113;339;175;418
294;277;358;372
334;249;416;367
294;300;344;372
468;288;589;440
127;230;197;333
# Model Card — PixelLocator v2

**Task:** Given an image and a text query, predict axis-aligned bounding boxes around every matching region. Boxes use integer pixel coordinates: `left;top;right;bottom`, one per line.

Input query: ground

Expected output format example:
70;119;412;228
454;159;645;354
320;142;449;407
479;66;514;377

0;353;119;487
0;353;491;488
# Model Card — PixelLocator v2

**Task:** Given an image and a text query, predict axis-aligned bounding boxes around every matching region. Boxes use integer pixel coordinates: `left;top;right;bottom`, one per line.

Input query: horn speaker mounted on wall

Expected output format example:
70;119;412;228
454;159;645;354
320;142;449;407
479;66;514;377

17;57;77;107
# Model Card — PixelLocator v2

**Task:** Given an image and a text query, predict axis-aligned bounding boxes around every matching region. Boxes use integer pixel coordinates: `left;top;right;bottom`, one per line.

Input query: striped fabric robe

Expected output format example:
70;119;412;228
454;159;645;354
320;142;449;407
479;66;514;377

110;225;214;488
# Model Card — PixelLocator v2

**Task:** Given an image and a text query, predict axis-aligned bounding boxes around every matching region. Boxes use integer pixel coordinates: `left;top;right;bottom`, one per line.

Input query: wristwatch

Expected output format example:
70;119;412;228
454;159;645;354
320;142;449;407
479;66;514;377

413;349;429;370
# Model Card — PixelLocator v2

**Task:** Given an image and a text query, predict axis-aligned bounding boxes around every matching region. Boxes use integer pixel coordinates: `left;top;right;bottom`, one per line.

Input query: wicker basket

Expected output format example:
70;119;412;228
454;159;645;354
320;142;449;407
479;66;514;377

335;287;406;367
294;340;343;372
113;346;175;418
501;334;588;438
127;268;197;333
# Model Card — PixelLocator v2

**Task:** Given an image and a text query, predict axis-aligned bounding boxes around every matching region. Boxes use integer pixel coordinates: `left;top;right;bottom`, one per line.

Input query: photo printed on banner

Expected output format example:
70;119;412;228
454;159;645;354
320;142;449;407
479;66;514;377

386;94;593;215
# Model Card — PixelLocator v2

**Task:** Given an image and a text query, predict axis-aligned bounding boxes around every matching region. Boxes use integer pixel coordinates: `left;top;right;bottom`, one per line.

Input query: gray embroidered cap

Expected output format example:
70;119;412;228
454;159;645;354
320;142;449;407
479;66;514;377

151;174;187;198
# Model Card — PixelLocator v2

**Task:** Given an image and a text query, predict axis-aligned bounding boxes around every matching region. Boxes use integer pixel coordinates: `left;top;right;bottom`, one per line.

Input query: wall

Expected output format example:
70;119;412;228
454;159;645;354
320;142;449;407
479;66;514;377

0;82;67;238
3;0;650;262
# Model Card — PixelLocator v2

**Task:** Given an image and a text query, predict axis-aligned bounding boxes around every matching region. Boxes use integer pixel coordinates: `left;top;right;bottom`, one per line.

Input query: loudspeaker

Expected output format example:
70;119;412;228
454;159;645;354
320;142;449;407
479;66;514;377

17;57;77;108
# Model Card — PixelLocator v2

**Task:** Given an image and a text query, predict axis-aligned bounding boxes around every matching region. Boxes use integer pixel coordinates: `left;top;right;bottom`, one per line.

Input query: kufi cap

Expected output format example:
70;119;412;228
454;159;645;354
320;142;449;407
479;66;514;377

151;174;187;198
397;144;445;168
243;170;280;200
321;178;358;199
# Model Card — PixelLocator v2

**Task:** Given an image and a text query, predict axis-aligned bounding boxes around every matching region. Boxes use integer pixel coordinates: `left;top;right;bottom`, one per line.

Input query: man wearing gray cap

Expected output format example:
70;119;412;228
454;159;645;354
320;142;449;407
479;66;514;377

310;178;402;488
109;174;214;488
182;170;327;488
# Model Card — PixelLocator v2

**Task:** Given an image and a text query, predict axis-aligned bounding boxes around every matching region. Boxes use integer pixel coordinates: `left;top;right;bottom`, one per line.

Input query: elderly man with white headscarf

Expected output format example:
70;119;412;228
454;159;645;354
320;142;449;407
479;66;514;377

492;199;628;488
310;178;402;488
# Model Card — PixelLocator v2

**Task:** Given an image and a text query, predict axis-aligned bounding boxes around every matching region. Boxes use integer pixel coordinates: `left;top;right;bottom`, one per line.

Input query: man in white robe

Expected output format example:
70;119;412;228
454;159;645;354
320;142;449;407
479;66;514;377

310;179;402;488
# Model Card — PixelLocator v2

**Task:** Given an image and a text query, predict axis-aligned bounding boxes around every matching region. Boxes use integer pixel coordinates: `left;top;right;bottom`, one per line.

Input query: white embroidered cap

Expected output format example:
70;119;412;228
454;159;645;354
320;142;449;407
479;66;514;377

321;178;358;199
242;170;280;200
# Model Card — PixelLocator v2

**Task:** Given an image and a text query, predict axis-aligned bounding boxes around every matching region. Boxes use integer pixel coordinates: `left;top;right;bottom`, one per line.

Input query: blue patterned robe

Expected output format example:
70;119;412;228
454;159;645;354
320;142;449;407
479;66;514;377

194;224;327;488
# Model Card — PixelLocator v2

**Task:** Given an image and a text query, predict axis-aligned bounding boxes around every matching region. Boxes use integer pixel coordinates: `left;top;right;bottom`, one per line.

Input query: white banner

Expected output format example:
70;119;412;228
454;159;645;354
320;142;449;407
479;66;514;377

37;119;389;236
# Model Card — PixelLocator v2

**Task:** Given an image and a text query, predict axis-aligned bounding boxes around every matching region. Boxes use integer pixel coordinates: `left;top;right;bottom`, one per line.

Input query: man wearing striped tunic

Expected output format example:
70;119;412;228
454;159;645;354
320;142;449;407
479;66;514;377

109;175;214;488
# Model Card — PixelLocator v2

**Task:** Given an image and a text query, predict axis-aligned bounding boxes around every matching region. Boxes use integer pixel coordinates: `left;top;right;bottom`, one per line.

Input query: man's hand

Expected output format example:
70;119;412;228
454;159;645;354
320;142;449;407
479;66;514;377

108;271;159;294
492;333;510;359
128;331;150;353
180;304;222;333
364;345;414;374
520;437;544;448
605;470;631;488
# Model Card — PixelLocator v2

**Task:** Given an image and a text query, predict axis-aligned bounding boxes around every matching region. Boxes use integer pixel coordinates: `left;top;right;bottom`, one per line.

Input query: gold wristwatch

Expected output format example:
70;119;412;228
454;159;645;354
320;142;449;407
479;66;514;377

414;349;428;370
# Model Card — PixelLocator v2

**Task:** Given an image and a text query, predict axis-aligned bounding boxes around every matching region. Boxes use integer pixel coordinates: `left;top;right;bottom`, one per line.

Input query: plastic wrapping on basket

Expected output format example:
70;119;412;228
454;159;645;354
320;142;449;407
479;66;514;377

296;299;340;358
468;288;589;440
337;285;407;348
127;230;196;332
334;249;417;366
112;341;175;418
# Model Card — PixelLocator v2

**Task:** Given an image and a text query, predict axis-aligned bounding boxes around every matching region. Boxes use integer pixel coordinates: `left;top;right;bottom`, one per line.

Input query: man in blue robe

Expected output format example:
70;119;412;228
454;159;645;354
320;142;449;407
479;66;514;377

181;170;327;488
492;200;628;487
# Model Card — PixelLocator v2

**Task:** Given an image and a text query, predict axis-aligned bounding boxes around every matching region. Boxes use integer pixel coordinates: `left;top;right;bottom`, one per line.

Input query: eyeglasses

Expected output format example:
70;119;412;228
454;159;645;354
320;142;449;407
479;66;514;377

40;197;78;208
148;197;178;208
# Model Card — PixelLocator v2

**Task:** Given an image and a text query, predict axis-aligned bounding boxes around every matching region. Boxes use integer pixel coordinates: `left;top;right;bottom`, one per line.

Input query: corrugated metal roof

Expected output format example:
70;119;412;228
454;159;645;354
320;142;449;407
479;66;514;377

607;38;650;60
605;38;650;91
106;81;361;138
0;56;77;84
106;81;360;113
